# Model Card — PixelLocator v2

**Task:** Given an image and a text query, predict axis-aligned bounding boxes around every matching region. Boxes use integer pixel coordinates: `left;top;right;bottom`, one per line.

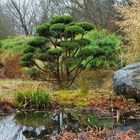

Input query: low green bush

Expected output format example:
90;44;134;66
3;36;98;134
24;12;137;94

82;30;125;69
14;90;50;109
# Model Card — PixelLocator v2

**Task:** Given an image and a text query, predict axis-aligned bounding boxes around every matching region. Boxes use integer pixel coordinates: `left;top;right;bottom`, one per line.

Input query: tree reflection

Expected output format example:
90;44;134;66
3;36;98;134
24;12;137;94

15;112;79;139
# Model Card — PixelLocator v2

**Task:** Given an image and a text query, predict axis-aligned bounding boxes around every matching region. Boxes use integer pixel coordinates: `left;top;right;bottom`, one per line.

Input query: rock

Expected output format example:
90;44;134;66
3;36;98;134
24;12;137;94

113;62;140;101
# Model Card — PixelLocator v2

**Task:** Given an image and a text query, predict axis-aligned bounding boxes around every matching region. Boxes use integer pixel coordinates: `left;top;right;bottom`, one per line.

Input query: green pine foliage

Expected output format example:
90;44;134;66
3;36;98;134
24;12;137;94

76;22;95;31
28;37;48;46
50;16;73;24
82;30;124;69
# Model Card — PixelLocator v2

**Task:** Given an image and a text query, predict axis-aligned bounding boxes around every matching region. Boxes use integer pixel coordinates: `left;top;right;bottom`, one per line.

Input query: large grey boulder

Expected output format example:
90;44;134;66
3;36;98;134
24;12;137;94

113;62;140;101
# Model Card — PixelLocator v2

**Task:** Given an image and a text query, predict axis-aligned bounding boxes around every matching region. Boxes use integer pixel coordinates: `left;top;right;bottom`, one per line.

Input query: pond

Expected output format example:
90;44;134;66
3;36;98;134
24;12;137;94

0;111;140;140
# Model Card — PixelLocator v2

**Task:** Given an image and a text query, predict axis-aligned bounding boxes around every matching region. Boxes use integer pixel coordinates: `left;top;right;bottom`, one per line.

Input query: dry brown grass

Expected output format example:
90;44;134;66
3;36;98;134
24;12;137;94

116;0;140;63
0;69;115;104
77;69;114;92
50;129;139;140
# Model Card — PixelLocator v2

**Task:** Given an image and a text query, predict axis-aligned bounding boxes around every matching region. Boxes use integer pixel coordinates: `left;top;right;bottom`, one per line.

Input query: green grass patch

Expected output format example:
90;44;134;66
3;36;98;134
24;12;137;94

1;36;32;56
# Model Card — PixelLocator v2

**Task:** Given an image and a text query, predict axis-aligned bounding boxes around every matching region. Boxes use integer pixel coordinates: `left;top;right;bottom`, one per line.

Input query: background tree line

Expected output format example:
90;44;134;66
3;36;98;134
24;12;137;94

0;0;131;38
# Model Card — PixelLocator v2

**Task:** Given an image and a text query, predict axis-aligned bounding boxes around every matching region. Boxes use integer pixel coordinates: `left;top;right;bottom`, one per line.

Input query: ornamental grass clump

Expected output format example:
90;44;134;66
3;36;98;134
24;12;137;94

14;90;50;109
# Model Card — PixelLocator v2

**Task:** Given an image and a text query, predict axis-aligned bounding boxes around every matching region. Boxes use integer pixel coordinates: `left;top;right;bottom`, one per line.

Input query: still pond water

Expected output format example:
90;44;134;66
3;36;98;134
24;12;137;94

0;112;139;140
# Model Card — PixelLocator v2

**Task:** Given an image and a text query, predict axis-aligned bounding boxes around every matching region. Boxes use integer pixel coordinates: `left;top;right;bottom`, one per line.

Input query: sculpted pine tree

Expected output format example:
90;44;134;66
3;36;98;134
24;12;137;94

20;16;102;88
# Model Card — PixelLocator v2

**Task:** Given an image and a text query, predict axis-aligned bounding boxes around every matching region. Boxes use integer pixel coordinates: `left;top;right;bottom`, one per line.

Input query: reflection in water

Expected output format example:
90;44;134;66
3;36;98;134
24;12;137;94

0;112;79;140
0;112;139;140
15;112;82;139
0;115;25;140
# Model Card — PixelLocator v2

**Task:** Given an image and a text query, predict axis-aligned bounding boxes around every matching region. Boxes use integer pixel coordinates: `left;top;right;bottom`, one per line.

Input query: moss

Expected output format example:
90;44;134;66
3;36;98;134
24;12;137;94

52;90;90;107
51;89;120;108
75;101;89;106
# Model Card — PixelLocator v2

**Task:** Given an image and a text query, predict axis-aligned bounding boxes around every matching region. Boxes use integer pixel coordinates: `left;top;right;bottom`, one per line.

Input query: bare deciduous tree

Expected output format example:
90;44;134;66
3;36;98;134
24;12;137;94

63;0;117;30
0;2;16;39
0;0;132;36
2;0;41;36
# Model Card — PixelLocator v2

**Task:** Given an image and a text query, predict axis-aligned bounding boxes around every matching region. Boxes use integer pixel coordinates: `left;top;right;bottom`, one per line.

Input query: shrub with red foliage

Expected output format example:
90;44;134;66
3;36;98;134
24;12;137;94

0;55;27;79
